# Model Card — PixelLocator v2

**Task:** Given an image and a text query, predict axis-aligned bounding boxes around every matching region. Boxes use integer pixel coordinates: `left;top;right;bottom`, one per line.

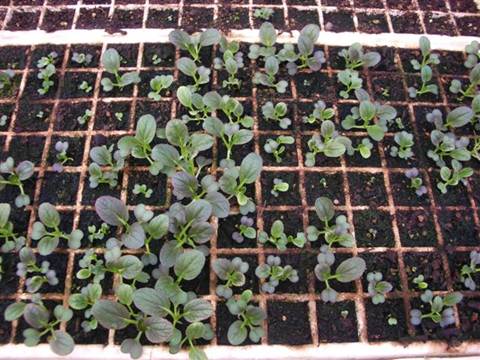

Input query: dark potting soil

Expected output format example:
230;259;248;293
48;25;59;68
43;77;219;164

40;9;75;32
404;252;447;291
304;171;345;206
317;300;359;342
353;210;395;248
267;301;312;345
348;172;388;207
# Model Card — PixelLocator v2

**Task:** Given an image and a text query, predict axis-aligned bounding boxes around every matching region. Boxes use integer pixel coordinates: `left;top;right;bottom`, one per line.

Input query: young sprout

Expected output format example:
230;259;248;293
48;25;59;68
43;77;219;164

387;315;398;326
177;57;211;91
278;24;326;75
5;299;75;356
303;100;335;125
71;52;93;66
100;48;140;92
148;74;173;101
32;203;83;255
341;90;396;141
88;145;124;189
305;120;353;166
77;108;93;125
465;40;480;68
367;272;393;305
115;112;124;122
408;36;440;98
226;290;266;345
133;183;153;199
37;52;58;95
253;8;274;20
253;56;288;93
337;69;363;99
410;290;462;328
450;63;480;100
405;168;427;197
351;138;374;159
261;101;291;129
249;22;277;60
314;245;366;303
232;216;256;244
0;203;26;252
460;250;480;290
0;157;34;207
339;43;381;71
169;28;221;62
263;136;294;163
390;131;414;159
52;141;73;173
437;159;473;194
78;80;92;93
255;255;299;293
16;247;59;293
213;257;249;298
257;220;305;250
214;37;244;89
307;197;354;248
270;178;289;197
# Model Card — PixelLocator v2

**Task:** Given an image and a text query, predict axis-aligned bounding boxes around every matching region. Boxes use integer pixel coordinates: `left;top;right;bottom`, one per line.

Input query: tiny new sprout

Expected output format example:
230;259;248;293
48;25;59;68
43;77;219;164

410;290;462;328
460;250;480;290
78;80;92;93
264;136;294;163
37;52;58;95
257;220;306;250
0;203;26;252
72;52;93;66
226;290;266;345
255;255;299;293
314;245;366;302
413;274;428;290
303;100;335;124
405;168;427;197
0;157;34;207
115;112;124;122
87;223;109;243
213;257;249;298
254;7;274;20
271;178;289;197
0;69;15;95
390;131;414;159
387;315;398;326
307;197;354;248
16;247;59;293
408;37;440;98
0;114;8;126
32;203;83;255
148;75;173;101
367;272;393;305
133;183;153;199
232;216;256;243
52;141;73;173
101;48;141;92
152;54;162;65
437;160;473;194
77;108;93;125
36;110;45;120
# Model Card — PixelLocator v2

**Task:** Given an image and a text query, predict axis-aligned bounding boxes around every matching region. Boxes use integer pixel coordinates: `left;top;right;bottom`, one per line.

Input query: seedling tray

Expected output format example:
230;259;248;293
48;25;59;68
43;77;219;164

0;6;479;360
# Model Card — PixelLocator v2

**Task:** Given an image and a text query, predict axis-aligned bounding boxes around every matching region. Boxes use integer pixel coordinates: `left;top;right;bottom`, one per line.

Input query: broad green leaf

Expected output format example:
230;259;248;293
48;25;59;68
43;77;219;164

102;48;120;74
314;197;334;221
49;330;74;356
91;300;130;330
239;153;263;184
135;114;157;145
4;302;26;321
174;249;205;281
133;288;169;317
95;196;129;226
183;298;213;322
166;119;189;146
227;320;247;345
144;317;174;343
38;203;60;228
336;257;366;282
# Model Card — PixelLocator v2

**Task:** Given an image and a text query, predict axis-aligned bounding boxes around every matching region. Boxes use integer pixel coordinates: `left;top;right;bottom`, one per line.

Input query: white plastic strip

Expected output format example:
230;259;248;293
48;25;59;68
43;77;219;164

0;29;478;51
0;341;480;360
